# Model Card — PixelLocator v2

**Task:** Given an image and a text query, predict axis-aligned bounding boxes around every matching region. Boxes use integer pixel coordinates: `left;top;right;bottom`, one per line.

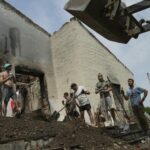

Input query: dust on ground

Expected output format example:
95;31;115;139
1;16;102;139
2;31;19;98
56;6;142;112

0;114;137;150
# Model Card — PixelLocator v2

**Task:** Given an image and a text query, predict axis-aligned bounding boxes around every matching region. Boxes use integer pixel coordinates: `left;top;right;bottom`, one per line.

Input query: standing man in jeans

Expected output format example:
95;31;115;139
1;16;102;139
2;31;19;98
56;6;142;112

70;83;95;125
0;63;16;116
121;78;149;134
95;73;116;125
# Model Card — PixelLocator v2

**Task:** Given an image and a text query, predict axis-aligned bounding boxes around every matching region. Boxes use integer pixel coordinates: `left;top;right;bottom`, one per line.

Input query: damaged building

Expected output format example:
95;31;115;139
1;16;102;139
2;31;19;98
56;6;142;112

0;0;133;121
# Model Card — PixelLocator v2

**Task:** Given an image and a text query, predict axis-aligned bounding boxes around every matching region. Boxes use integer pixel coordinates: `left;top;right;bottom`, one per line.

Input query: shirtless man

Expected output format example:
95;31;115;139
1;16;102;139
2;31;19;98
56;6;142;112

95;73;116;124
0;63;16;116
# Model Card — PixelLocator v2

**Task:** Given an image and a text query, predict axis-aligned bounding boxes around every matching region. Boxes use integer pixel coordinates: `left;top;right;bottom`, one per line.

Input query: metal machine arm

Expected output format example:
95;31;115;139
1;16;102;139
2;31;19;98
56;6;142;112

126;0;150;14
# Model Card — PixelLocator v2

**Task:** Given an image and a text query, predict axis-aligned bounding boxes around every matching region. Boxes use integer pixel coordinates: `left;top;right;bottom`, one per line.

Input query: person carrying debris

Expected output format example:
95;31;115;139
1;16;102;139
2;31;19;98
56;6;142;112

63;92;79;120
70;83;95;125
121;78;149;134
95;73;116;125
0;63;16;116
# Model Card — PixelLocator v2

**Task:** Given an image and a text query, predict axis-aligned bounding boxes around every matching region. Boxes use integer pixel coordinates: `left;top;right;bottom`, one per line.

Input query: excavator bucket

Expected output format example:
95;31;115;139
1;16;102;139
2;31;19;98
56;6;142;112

65;0;150;44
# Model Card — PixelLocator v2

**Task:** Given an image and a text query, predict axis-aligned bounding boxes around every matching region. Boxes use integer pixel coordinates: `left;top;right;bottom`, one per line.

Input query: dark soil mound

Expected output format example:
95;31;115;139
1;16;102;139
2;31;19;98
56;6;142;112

0;115;134;150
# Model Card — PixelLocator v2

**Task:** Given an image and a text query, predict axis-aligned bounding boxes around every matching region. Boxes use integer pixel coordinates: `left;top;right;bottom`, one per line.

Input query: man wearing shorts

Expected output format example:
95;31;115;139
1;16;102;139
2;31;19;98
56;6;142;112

71;83;94;124
95;73;116;124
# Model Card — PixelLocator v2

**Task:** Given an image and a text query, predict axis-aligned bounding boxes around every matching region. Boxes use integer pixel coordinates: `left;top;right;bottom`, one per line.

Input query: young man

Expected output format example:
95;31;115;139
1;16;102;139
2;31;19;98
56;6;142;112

70;83;94;124
63;92;79;120
95;73;116;124
121;78;149;134
0;63;16;116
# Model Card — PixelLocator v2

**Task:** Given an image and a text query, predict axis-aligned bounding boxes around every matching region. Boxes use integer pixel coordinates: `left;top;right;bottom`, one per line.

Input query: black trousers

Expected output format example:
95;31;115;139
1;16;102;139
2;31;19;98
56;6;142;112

132;105;149;131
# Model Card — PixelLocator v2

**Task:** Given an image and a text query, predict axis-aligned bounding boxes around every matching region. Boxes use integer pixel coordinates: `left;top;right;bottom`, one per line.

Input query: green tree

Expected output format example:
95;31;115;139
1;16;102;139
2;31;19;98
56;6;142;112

144;107;150;115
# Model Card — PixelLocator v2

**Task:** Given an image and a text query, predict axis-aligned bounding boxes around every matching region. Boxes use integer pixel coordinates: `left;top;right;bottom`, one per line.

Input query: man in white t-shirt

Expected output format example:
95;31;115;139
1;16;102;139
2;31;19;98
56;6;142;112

70;83;94;124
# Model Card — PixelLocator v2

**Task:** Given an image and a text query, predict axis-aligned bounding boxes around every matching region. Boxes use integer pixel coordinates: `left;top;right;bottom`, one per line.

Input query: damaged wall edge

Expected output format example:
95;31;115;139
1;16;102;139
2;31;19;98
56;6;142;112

0;0;56;116
0;1;134;121
1;0;51;37
53;17;134;76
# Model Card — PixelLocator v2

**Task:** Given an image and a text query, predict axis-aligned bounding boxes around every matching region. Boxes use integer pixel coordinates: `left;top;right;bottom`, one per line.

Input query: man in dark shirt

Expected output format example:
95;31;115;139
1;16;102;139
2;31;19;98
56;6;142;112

63;92;79;120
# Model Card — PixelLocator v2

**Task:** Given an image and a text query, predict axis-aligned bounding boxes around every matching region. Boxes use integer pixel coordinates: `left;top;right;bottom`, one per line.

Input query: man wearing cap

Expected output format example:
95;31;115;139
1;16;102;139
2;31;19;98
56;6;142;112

95;73;116;125
0;63;16;116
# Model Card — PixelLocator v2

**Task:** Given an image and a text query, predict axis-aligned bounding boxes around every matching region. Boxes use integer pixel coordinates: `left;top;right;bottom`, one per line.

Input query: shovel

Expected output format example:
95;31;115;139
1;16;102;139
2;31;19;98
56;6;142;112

50;106;66;121
50;91;75;121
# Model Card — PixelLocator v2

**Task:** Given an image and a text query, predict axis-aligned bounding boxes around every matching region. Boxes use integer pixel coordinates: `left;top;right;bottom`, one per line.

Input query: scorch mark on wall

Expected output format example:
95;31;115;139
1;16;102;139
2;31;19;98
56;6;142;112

9;28;21;56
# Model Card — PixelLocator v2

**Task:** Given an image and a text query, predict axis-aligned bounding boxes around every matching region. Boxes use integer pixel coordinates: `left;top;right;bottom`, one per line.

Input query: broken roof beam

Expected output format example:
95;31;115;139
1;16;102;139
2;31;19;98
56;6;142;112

126;1;150;14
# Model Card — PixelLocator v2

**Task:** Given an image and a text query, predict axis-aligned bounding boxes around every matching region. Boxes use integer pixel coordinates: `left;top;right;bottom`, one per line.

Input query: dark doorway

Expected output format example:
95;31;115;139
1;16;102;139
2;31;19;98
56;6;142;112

15;66;49;113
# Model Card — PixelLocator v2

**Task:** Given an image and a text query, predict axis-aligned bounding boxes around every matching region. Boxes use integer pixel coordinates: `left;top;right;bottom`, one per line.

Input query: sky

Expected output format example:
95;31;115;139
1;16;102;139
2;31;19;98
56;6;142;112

6;0;150;106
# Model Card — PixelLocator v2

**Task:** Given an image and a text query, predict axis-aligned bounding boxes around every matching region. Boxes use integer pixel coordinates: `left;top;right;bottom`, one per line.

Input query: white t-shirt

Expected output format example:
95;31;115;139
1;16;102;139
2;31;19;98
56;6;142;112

75;86;90;106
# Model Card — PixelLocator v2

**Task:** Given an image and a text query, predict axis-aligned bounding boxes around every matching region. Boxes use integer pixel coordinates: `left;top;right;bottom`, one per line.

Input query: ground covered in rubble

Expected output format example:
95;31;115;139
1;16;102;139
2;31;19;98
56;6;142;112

0;114;136;150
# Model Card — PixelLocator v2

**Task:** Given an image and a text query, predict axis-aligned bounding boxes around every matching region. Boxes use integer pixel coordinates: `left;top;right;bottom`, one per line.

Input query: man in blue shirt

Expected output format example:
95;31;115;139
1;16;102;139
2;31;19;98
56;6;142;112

121;78;149;133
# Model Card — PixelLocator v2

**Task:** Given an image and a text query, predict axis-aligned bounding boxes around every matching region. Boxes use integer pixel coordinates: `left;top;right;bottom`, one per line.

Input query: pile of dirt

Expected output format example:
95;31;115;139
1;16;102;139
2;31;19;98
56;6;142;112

49;120;134;150
0;115;134;150
0;114;59;143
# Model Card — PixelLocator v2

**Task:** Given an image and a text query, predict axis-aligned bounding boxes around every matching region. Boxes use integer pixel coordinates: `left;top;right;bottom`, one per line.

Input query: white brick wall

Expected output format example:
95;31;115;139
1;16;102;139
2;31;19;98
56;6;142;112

51;19;133;119
0;1;134;120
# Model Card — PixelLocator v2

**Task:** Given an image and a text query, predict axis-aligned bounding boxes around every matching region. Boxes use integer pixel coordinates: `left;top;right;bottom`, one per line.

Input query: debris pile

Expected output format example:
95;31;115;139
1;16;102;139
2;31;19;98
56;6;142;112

0;114;136;150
